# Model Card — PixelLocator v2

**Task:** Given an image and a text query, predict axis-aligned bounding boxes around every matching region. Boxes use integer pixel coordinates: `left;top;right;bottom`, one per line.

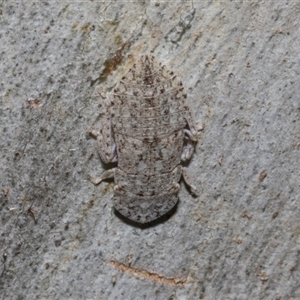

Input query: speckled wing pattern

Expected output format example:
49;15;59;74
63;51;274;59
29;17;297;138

93;55;199;223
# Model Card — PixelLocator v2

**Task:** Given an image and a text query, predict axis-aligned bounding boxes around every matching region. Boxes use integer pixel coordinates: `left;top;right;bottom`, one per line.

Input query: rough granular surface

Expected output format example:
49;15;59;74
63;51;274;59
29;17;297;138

91;55;199;223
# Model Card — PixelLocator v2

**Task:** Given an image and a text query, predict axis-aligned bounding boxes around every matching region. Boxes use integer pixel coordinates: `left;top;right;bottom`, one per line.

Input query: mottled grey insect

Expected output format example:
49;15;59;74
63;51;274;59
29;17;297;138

90;55;199;223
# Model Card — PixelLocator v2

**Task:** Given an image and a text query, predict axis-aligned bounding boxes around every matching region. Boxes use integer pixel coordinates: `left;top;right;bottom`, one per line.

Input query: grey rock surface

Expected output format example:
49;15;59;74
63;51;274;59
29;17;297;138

1;1;300;300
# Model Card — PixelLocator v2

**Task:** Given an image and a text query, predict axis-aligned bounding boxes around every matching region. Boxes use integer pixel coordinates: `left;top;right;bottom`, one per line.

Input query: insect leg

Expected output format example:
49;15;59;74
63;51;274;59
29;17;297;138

89;94;117;163
90;168;116;185
182;167;198;195
181;96;199;162
181;129;197;161
185;105;200;141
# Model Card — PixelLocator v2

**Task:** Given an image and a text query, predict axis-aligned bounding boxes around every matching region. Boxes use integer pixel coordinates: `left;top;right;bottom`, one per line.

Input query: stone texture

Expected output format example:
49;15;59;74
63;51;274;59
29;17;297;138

0;1;300;299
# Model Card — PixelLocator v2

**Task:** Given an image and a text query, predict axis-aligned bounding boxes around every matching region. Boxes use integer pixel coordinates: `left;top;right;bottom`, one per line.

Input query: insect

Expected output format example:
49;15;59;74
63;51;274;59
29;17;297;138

90;55;199;223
